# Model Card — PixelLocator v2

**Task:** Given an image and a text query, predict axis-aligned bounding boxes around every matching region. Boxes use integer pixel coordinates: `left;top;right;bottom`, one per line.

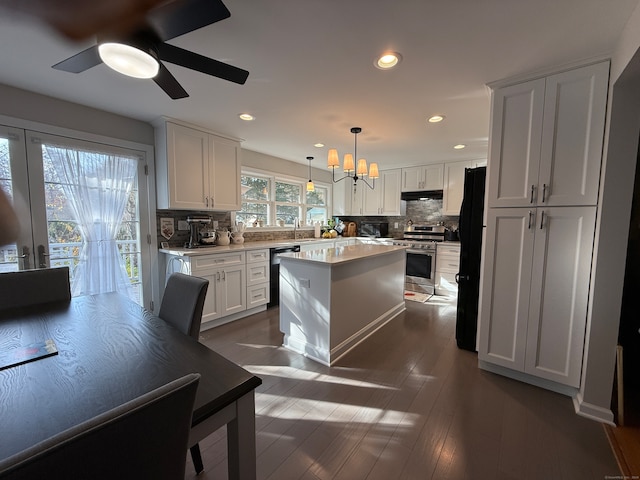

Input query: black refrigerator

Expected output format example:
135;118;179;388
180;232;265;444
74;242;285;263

455;166;486;351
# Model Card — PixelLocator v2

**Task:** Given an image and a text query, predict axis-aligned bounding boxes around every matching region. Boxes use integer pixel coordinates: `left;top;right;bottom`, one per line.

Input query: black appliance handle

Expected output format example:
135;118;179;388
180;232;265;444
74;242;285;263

455;273;470;284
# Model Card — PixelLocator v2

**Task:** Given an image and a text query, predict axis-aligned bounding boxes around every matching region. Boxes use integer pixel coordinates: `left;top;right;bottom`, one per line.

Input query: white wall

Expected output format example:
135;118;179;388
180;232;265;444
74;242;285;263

0;84;154;144
576;0;640;423
242;148;332;183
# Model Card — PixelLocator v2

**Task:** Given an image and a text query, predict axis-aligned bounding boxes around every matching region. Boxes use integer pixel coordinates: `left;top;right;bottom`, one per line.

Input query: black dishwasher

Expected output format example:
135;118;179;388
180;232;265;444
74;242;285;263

268;245;301;307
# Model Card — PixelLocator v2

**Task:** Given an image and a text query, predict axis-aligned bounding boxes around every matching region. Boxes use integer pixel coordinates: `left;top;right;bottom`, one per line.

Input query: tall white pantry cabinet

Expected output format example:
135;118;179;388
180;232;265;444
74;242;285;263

478;61;609;389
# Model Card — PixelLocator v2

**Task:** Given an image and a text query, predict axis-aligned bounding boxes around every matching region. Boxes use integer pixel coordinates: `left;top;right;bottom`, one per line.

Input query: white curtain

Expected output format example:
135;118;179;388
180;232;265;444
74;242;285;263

44;145;137;298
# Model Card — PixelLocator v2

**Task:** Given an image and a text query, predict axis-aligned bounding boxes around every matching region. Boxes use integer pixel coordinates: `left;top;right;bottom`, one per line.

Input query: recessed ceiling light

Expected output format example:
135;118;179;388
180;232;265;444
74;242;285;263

375;52;402;70
314;143;325;148
428;115;445;123
238;113;255;121
454;144;466;149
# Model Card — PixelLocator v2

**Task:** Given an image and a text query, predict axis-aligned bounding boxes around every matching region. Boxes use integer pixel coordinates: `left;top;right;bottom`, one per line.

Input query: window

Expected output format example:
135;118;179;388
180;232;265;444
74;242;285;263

0;126;152;307
236;171;330;227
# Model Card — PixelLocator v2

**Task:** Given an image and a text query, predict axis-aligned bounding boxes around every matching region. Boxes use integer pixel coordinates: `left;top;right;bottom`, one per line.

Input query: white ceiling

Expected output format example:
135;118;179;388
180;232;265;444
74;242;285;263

0;0;637;169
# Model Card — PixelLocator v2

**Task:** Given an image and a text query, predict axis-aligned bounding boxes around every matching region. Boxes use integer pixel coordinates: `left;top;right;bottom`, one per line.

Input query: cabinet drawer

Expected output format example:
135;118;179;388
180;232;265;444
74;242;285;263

436;271;458;295
246;249;269;264
247;283;269;308
246;263;269;286
192;252;245;271
437;254;460;273
437;244;460;256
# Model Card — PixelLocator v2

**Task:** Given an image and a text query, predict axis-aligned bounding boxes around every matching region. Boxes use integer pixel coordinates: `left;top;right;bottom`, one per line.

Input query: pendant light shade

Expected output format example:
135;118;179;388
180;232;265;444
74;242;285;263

306;156;315;192
326;127;380;190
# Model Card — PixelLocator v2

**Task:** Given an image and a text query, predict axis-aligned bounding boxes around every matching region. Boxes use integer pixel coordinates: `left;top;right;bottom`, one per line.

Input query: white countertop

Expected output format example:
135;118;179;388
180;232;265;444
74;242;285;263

159;238;336;256
278;244;407;265
159;238;459;256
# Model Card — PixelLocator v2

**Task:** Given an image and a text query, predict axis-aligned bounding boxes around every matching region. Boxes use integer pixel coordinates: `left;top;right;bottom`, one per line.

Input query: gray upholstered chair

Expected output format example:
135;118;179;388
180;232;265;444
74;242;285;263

0;267;71;311
0;373;200;480
158;272;209;474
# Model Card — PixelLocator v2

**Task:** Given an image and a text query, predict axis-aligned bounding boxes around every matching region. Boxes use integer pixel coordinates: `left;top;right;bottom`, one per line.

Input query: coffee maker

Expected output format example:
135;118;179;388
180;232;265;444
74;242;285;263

185;215;211;248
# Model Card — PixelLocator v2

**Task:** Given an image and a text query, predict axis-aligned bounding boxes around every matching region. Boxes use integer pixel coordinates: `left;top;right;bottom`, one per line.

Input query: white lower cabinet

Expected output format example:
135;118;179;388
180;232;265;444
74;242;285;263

478;206;596;387
189;252;247;324
435;243;460;296
246;249;270;309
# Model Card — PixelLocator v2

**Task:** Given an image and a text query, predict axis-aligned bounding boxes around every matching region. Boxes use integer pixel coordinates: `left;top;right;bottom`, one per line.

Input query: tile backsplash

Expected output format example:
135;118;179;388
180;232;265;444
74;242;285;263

156;198;458;248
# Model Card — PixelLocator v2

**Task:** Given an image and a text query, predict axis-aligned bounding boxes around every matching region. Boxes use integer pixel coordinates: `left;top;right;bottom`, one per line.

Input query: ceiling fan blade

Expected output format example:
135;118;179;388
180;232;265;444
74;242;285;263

147;0;230;41
153;62;189;99
52;45;101;73
157;43;249;85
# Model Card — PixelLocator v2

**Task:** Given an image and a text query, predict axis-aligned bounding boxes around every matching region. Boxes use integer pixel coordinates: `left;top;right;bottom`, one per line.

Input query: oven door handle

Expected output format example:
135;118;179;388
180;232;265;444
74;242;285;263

406;249;433;255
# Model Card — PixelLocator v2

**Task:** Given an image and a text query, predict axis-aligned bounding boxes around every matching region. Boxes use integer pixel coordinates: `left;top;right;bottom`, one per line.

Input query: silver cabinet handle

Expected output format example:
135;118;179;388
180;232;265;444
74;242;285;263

542;184;548;203
530;184;536;204
222;270;226;281
216;271;221;281
528;210;534;229
540;211;545;230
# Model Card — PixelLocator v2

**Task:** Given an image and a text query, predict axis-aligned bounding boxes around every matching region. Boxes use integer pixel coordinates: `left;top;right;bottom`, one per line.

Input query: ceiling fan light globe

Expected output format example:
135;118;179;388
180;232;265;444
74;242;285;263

98;43;159;79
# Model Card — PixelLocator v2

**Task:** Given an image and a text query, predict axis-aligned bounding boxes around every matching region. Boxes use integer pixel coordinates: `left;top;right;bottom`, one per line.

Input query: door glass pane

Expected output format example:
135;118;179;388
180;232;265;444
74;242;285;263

40;143;142;303
0;137;18;272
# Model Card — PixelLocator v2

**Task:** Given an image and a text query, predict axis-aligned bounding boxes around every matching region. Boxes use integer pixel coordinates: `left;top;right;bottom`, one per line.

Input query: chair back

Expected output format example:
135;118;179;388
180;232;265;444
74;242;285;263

0;267;71;311
0;373;200;480
159;273;209;339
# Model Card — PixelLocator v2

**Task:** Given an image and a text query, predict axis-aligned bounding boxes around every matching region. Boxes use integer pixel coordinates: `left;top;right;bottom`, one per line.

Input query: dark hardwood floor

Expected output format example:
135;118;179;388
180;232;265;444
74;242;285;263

187;296;620;479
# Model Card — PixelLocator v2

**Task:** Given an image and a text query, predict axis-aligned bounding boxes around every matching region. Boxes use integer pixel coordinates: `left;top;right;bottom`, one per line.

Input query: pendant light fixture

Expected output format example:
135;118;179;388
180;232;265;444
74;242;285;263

306;156;315;192
327;127;379;190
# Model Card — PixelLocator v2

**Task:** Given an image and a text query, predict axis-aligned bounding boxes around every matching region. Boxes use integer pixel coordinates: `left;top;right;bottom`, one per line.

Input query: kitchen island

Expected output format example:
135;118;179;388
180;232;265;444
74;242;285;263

278;244;406;366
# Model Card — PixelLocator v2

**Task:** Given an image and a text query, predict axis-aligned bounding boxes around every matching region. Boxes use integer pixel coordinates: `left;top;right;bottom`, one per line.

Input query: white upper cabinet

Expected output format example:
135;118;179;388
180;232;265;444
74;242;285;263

487;61;609;208
334;169;402;216
401;164;444;192
155;120;241;211
363;168;402;216
443;160;474;216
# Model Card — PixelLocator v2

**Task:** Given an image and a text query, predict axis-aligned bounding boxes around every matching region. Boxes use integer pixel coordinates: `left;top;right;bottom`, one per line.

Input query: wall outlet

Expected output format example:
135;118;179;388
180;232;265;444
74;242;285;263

213;220;219;229
178;220;189;231
394;222;399;228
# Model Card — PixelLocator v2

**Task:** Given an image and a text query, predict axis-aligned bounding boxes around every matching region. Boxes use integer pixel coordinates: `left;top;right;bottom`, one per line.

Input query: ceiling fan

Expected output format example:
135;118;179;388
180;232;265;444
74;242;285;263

51;0;249;99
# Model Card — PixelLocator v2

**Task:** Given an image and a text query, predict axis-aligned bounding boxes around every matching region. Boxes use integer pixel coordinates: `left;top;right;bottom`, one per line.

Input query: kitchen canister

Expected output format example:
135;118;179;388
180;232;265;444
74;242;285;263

314;221;321;238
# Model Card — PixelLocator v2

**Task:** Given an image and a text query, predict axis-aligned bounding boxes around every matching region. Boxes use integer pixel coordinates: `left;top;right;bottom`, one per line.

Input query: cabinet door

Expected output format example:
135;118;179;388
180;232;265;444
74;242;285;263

478;208;535;371
443;160;473;216
362;176;382;215
401;166;424;191
332;180;350;216
165;122;210;210
487;79;545;208
200;270;222;323
352;181;364;215
525;206;595;386
424;164;444;190
210;135;242;211
219;264;246;316
379;169;402;215
539;62;609;207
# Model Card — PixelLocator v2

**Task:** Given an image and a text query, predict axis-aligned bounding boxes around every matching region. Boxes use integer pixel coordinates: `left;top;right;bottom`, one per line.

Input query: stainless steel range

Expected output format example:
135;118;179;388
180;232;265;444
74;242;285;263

393;225;445;294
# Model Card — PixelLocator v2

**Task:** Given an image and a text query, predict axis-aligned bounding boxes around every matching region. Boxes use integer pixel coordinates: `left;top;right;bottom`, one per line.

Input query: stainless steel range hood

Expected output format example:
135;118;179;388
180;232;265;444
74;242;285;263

400;190;444;201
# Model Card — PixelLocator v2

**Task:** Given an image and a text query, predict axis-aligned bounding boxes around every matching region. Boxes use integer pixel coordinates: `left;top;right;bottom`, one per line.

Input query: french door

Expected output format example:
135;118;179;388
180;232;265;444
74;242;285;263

0;125;152;306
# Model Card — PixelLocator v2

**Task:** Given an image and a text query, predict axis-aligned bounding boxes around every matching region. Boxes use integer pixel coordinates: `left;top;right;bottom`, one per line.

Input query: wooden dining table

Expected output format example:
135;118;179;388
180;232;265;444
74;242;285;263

0;292;262;479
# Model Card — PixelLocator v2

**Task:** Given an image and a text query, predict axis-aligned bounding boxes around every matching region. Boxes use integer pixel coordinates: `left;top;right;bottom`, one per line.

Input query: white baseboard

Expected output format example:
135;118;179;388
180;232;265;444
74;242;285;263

573;391;615;426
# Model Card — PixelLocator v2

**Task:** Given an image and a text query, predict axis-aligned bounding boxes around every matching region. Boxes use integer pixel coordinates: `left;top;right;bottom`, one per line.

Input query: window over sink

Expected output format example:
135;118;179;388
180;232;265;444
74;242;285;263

237;170;329;227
